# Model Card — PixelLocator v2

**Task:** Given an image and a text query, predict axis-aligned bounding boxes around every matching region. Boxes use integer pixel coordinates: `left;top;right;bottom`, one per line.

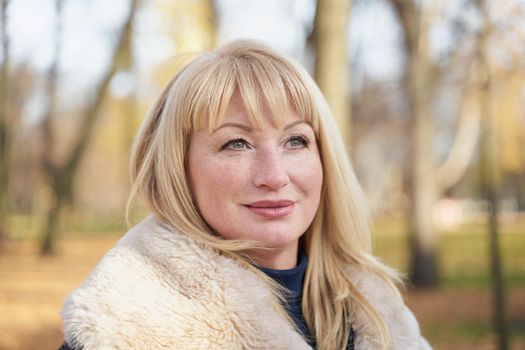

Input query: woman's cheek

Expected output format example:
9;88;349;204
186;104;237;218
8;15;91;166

289;152;322;174
206;158;249;186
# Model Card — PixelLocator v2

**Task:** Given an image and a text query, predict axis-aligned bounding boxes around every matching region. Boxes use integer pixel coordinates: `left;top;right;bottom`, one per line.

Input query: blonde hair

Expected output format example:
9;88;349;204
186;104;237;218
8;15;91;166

128;40;402;349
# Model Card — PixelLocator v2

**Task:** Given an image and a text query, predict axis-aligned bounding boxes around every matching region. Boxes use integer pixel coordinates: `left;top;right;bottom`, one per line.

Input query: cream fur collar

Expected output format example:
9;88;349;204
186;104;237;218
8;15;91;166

61;216;430;349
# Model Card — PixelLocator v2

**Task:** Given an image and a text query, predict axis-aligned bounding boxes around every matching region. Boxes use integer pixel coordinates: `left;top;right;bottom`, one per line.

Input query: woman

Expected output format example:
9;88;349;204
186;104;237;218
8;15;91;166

60;40;430;349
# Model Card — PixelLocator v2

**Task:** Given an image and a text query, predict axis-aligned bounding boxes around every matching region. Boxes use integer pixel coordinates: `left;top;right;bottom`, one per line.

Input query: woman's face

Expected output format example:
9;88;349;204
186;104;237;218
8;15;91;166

187;93;323;269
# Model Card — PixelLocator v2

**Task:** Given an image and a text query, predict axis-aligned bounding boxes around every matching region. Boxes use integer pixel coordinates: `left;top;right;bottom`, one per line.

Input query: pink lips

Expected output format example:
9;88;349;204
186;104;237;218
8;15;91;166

244;200;295;218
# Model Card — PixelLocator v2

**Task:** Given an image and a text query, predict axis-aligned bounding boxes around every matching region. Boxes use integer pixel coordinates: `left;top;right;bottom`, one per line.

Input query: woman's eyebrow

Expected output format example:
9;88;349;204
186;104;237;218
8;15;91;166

284;120;307;130
212;122;253;134
213;120;307;134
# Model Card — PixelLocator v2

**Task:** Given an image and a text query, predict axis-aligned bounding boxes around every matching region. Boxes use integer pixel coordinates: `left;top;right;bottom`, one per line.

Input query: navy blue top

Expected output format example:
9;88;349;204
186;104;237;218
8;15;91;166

260;251;315;347
259;251;355;350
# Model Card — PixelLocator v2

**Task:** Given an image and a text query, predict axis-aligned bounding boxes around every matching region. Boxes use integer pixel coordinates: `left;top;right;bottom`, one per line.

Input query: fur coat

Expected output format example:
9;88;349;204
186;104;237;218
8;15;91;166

61;216;431;349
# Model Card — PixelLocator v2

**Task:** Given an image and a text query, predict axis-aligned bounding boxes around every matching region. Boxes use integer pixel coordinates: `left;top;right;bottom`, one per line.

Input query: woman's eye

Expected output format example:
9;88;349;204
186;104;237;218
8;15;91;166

286;135;310;149
222;138;249;150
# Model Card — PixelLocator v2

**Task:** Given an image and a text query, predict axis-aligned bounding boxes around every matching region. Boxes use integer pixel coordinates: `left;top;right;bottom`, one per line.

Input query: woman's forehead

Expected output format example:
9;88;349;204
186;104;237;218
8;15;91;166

201;90;309;132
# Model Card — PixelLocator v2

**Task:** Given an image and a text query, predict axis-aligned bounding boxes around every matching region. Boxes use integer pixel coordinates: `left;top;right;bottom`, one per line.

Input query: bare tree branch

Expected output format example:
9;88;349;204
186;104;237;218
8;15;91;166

40;0;139;254
40;0;64;178
436;91;480;193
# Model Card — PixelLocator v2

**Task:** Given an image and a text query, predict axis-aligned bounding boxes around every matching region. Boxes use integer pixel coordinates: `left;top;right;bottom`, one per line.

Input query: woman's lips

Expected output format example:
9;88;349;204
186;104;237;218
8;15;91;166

244;200;295;218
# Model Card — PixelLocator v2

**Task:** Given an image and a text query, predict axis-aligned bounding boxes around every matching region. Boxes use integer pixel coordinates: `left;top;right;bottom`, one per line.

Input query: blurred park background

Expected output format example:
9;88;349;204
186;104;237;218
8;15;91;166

0;0;524;349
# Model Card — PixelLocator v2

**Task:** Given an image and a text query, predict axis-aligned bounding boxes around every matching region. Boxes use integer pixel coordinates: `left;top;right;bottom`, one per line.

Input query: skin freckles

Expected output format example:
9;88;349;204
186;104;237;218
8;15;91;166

187;92;323;269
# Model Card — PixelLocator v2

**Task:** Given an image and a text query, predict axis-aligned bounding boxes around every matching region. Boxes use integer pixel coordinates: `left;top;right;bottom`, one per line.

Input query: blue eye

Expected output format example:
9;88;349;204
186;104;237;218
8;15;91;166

222;138;249;150
286;135;310;148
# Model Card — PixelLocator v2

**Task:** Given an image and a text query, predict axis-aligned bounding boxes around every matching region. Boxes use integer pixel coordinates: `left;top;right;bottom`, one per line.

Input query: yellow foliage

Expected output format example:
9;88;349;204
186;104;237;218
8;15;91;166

159;0;216;51
152;0;217;88
493;74;525;174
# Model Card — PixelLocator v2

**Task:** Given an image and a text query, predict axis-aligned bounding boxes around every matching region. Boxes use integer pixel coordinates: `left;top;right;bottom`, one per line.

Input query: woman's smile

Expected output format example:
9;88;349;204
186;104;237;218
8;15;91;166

243;200;296;218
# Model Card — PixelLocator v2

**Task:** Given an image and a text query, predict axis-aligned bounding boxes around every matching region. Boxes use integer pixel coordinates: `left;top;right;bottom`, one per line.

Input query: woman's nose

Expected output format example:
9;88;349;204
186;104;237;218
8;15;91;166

253;149;290;190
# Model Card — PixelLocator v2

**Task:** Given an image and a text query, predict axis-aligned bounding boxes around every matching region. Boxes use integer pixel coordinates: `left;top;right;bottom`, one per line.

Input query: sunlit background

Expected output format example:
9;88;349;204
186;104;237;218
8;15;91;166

0;0;524;349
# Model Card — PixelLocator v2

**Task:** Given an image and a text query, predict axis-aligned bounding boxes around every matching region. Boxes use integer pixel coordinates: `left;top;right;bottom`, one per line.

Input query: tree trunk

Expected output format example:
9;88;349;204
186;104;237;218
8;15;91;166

476;0;508;347
40;0;138;254
313;0;351;147
479;54;509;350
407;47;438;287
39;0;65;254
0;0;11;249
41;176;66;254
390;0;494;287
390;0;439;287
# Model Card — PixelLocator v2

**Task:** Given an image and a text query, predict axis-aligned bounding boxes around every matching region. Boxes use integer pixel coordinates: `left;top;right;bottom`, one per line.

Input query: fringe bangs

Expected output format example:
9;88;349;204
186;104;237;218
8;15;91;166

170;48;320;135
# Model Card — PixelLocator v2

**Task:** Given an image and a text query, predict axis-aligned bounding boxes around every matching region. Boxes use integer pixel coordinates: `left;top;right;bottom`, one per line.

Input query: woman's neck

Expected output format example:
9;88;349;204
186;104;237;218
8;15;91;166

246;242;299;269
